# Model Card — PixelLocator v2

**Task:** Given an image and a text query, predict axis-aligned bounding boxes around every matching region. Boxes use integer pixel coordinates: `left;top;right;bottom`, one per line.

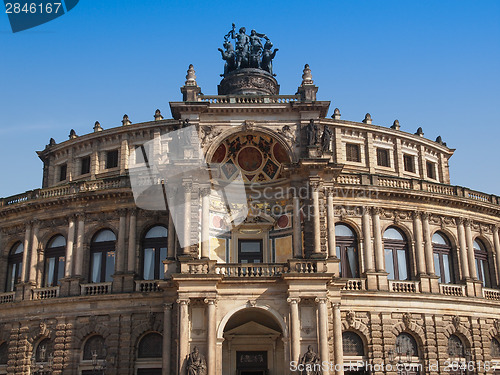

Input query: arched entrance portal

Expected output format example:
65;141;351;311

221;307;285;375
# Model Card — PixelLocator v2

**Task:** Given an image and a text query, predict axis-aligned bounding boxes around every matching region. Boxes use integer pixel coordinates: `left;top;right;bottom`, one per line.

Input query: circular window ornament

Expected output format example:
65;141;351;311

237;146;263;172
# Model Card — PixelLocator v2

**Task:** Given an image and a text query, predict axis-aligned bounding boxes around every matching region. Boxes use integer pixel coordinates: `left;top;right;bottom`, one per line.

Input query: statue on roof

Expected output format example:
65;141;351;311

219;24;278;76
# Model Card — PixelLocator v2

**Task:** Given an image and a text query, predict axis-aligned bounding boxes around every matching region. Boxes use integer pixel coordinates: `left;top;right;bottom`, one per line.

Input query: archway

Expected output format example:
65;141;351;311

220;306;286;375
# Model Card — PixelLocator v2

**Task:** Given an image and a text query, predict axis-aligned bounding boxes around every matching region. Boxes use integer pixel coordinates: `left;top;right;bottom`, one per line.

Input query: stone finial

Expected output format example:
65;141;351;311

391;119;400;130
301;64;314;85
154;109;163;121
185;64;197;86
332;108;341;120
122;114;132;126
69;129;78;139
93;121;103;132
436;136;443;145
362;113;372;124
49;138;56;146
415;127;424;137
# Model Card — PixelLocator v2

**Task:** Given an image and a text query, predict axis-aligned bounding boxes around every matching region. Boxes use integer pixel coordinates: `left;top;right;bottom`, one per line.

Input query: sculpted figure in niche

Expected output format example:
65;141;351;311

299;345;321;375
306;119;319;146
321;125;333;152
187;346;207;375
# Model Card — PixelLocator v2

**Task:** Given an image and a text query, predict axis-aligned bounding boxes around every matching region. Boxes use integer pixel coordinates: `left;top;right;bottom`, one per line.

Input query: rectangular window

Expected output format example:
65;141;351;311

143;248;155;280
105;251;115;282
238;239;263;263
376;148;390;167
59;164;67;181
81;156;91;175
403;154;415;173
385;249;395;280
397;249;408;280
434;253;441;283
346;143;361;162
426;161;436;179
106;150;119;169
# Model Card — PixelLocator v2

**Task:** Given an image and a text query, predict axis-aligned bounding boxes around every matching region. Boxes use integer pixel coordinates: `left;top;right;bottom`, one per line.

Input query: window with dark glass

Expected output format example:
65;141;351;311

346;143;361;162
35;338;53;363
426;161;436;179
106;150;119;169
335;224;359;278
142;226;168;280
432;232;454;284
448;335;467;375
395;332;418;357
0;342;7;365
80;156;91;175
377;148;390;167
89;230;116;283
6;242;23;292
492;338;500;358
404;154;415;173
138;333;163;358
342;331;364;356
474;239;491;287
384;227;410;281
83;335;106;360
238;240;263;263
44;235;66;287
59;164;67;181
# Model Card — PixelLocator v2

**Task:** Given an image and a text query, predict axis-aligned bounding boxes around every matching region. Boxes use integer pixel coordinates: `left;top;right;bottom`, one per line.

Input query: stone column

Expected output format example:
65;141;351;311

293;195;302;258
116;210;127;273
372;208;384;272
412;212;426;275
74;215;85;277
333;303;344;375
287;298;301;363
167;211;175;259
316;297;330;375
362;208;374;272
178;298;190;374
201;188;210;259
465;220;477;279
21;223;32;282
205;298;217;375
456;218;470;279
327;191;337;258
28;221;40;283
182;182;192;254
64;217;75;278
127;210;137;273
494;226;500;286
312;183;322;256
422;213;435;275
162;303;173;375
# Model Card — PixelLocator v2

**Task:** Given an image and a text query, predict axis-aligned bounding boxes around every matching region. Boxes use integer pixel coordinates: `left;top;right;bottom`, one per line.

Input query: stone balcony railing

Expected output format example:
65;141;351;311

342;278;367;291
135;280;162;292
199;94;299;104
483;288;500;301
389;280;420;293
80;282;112;296
32;286;59;300
0;292;15;304
440;283;466;297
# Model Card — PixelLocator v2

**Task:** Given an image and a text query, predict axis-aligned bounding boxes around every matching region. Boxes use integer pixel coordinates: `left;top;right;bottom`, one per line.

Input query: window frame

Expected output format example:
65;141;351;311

474;239;492;288
105;149;119;169
80;156;91;175
384;228;411;281
426;160;436;180
59;163;67;182
142;226;168;280
376;147;391;168
432;232;455;284
89;231;116;283
238;239;263;263
346;143;361;163
6;242;23;292
335;224;359;278
403;154;416;173
44;236;66;287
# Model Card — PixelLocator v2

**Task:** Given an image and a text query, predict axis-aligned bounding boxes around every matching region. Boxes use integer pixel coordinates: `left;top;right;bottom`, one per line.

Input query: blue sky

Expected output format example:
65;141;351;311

1;0;499;198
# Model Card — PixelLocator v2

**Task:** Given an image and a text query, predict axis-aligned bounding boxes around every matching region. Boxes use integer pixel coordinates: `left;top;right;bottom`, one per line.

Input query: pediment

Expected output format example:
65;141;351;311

224;321;281;337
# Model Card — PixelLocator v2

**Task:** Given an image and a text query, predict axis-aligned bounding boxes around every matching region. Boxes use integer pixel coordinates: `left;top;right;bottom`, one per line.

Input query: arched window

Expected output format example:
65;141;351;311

384;227;410;280
342;331;364;356
90;230;116;283
44;235;66;287
395;332;418;357
491;338;500;358
335;224;359;278
432;232;454;284
142;226;168;280
474;239;491;287
0;342;7;365
34;338;53;363
83;335;106;360
138;332;163;358
448;335;465;358
6;242;23;292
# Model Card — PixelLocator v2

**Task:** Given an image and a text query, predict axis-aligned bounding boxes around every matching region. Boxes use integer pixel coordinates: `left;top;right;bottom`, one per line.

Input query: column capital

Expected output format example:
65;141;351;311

129;208;138;217
183;181;194;192
117;208;128;217
309;180;322;191
372;207;383;216
287;297;301;304
75;212;86;221
464;218;472;227
163;303;174;310
176;298;190;305
493;224;499;233
201;187;211;196
314;297;328;304
204;298;217;306
331;302;341;309
421;212;431;221
455;217;465;226
411;210;422;220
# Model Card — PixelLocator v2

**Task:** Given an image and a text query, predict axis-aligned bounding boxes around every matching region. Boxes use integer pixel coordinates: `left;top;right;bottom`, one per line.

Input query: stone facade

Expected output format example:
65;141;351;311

0;64;499;375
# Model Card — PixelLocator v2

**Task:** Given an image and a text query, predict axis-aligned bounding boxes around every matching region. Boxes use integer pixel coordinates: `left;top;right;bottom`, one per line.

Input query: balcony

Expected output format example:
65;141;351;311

389;280;420;293
80;282;112;296
0;292;15;304
32;286;59;300
483;288;500;301
135;280;162;292
439;283;466;297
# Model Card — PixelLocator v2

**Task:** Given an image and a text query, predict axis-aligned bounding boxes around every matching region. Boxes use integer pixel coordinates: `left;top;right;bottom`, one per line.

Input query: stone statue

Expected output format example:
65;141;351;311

218;41;237;77
229;24;250;69
261;40;278;75
306;120;319;146
321;125;333;152
186;347;207;375
299;345;321;375
249;29;266;68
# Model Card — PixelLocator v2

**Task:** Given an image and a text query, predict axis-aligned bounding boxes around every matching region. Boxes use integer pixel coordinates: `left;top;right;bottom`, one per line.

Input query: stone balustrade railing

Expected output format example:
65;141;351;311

81;282;112;296
342;278;366;291
135;280;162;293
32;286;59;300
199;94;299;104
0;292;15;304
214;263;288;277
439;283;466;297
389;280;420;293
483;288;500;301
